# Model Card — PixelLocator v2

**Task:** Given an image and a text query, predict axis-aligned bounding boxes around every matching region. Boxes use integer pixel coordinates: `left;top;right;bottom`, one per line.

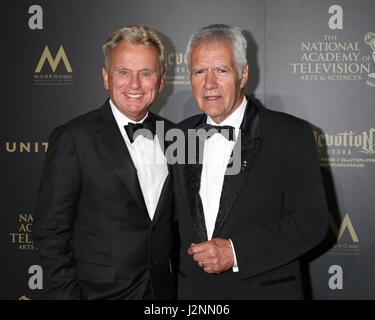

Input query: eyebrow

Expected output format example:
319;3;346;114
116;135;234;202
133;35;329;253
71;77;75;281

192;65;231;71
116;67;156;72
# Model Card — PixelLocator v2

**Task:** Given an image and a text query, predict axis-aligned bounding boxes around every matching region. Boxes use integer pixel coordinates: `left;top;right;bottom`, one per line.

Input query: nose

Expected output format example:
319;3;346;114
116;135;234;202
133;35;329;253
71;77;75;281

204;70;218;90
128;72;141;89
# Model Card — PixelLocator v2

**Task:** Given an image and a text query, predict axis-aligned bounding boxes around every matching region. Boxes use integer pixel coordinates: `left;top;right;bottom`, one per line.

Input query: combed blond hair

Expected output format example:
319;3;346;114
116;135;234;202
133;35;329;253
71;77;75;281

103;25;166;75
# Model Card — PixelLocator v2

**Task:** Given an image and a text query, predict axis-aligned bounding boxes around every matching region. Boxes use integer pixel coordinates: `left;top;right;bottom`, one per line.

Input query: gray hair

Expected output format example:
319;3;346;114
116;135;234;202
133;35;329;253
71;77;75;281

102;25;166;75
186;24;247;77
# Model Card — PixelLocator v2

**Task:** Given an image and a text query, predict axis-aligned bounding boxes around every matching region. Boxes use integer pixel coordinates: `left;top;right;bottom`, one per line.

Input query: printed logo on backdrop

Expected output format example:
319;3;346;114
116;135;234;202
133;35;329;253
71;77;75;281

290;5;375;87
4;141;48;153
329;213;359;255
165;49;189;85
9;214;37;251
34;45;73;85
314;128;375;168
364;32;375;87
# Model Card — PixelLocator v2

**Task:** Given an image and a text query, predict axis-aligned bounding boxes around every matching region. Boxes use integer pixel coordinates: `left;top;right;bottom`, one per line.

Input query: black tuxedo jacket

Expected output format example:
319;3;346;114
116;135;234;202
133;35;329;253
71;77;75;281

33;100;176;300
173;96;329;299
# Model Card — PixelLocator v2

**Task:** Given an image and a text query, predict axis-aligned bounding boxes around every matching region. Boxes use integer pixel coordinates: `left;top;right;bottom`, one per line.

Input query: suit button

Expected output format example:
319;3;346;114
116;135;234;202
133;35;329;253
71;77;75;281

150;260;154;267
151;226;156;232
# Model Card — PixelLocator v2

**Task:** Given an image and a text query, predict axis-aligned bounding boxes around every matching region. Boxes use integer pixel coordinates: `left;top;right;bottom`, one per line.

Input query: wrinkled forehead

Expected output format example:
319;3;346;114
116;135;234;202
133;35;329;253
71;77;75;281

192;38;234;52
191;39;236;65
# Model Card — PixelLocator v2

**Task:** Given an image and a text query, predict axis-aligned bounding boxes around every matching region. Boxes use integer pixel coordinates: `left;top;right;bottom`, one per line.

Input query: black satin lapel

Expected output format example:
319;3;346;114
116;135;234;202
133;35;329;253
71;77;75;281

179;116;208;242
185;162;208;242
213;135;263;237
96;117;148;214
212;99;263;237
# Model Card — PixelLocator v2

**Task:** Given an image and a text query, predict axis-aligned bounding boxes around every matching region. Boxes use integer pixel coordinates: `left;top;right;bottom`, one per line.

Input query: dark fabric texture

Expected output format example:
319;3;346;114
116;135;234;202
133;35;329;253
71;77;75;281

173;95;329;300
33;100;177;300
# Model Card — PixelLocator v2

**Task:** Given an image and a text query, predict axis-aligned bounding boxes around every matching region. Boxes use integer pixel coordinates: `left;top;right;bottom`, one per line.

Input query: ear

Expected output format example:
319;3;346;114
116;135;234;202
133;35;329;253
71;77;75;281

240;64;249;89
102;67;109;90
158;74;165;93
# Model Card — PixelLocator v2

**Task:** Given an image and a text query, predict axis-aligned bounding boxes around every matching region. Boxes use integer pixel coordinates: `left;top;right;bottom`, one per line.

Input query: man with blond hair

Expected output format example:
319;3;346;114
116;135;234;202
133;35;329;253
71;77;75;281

33;25;176;300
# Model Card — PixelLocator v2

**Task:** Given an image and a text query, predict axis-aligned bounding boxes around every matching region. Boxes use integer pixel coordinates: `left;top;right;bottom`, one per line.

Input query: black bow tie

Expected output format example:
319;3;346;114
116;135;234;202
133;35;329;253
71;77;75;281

124;117;155;143
196;123;235;141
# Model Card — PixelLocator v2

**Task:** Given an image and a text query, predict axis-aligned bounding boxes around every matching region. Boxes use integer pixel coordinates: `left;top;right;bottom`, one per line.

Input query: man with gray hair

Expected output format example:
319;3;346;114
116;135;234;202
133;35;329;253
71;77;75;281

33;25;177;299
173;24;328;299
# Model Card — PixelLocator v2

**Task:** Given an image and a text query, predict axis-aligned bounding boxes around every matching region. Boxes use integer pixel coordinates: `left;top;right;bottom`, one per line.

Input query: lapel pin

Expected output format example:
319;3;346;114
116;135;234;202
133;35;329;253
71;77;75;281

242;160;247;170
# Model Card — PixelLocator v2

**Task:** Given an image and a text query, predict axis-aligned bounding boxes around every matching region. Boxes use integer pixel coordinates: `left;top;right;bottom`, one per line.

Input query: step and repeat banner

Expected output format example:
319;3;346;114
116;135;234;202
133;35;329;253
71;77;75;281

1;0;374;299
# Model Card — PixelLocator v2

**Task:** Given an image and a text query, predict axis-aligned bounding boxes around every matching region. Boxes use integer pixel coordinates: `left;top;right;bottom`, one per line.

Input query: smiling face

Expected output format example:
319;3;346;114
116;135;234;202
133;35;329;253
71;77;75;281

190;40;248;124
102;41;164;121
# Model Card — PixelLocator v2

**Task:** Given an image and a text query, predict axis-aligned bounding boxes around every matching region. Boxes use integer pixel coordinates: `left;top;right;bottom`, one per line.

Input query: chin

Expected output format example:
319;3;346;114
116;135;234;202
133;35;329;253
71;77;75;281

124;101;148;111
201;106;221;118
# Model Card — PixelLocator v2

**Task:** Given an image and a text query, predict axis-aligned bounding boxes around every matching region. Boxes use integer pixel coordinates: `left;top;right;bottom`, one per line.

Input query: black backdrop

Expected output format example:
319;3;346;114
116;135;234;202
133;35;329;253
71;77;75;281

1;0;374;299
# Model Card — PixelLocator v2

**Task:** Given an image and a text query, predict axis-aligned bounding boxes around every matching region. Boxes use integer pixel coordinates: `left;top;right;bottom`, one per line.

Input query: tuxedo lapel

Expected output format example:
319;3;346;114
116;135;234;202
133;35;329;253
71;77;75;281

184;115;209;242
185;163;207;242
96;102;148;214
212;97;263;237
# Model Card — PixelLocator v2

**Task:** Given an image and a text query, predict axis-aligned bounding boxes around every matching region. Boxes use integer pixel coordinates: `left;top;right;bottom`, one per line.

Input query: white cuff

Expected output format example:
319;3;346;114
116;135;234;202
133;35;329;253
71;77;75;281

229;239;239;272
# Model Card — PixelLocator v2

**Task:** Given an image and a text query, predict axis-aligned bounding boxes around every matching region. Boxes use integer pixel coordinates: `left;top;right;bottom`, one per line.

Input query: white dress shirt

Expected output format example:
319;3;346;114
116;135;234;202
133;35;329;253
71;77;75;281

199;96;247;272
110;100;168;221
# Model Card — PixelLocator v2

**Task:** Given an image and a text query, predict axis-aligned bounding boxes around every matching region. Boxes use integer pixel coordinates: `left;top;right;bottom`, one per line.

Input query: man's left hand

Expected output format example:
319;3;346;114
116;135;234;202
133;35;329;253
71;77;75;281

187;238;234;274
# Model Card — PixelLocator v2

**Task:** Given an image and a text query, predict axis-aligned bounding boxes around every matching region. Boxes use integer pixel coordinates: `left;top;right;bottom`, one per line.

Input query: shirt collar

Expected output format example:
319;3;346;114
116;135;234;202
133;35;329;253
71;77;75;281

206;96;247;130
109;99;149;127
